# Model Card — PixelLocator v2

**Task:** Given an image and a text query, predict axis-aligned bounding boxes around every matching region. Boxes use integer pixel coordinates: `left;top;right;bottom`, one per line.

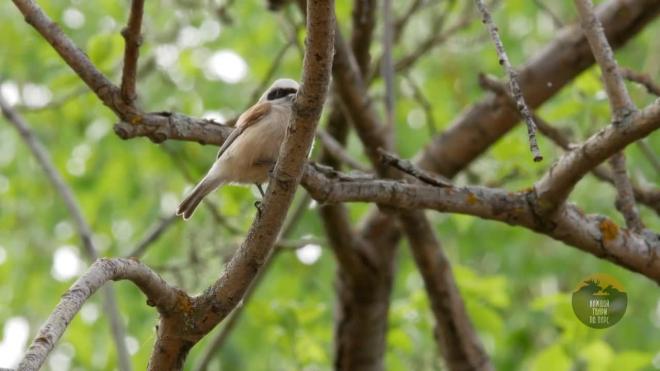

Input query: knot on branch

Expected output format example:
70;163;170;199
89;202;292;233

113;123;132;139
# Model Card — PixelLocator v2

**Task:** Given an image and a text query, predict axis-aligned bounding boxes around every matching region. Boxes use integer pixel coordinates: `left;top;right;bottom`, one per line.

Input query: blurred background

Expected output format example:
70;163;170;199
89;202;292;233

0;0;659;370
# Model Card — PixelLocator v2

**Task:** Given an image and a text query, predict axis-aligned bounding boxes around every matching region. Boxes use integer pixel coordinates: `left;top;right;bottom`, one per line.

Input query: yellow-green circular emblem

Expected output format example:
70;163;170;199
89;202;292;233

572;273;627;329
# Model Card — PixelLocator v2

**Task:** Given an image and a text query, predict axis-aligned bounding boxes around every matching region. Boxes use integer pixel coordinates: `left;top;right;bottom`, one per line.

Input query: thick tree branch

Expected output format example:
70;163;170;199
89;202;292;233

479;72;660;215
0;95;133;371
12;0;333;369
534;99;659;215
138;2;335;369
542;126;660;215
194;194;311;371
399;211;492;371
350;0;377;75
301;166;660;283
120;0;145;104
17;258;182;371
332;15;492;370
333;28;393;170
115;113;234;145
195;0;333;325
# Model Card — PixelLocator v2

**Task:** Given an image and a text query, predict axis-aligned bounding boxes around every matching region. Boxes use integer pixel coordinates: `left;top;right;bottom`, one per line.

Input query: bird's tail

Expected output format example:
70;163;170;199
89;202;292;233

176;177;221;220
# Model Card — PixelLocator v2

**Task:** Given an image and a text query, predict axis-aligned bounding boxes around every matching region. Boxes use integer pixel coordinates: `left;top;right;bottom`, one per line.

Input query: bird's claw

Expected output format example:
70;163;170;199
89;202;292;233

254;200;263;217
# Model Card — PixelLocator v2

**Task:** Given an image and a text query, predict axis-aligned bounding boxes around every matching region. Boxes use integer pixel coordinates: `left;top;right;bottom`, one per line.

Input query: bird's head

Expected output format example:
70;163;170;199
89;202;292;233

260;78;299;104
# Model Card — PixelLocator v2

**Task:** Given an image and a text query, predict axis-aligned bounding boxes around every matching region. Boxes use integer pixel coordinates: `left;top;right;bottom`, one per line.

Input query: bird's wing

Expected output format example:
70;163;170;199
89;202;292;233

216;101;272;159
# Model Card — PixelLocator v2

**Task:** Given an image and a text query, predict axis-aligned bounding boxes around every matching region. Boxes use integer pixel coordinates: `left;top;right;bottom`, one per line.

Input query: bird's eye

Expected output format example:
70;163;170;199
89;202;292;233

267;88;297;101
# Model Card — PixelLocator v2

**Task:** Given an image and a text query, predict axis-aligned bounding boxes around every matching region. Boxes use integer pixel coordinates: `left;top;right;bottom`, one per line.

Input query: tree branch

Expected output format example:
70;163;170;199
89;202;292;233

11;0;136;119
534;99;659;215
381;0;395;132
10;0;239;143
475;0;542;162
194;194;311;371
574;0;636;120
332;14;493;370
301;165;660;283
125;216;178;258
609;153;645;231
621;67;660;96
636;140;660;174
316;129;370;172
142;1;335;368
17;258;182;371
378;149;453;188
350;0;377;75
399;211;492;371
120;0;145;104
417;0;660;177
479;72;660;215
194;0;334;325
0;94;133;371
11;0;334;368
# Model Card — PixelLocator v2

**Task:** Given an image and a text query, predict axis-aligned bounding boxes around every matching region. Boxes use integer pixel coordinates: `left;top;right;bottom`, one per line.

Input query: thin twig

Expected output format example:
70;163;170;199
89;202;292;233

249;38;295;103
479;73;564;148
474;0;543;162
404;73;437;136
0;93;133;371
393;0;425;42
125;215;178;258
636;140;660;174
378;148;453;187
620;67;660;96
120;0;145;103
16;86;89;113
609;153;645;231
532;0;564;28
387;10;474;80
316;130;370;172
382;0;395;133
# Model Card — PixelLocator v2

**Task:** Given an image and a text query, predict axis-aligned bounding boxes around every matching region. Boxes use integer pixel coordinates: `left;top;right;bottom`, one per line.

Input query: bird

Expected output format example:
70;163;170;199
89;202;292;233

176;78;299;220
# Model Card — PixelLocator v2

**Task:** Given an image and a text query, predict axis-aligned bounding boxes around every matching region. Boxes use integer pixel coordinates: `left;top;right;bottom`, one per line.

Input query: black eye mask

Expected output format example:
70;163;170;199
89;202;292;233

267;87;297;101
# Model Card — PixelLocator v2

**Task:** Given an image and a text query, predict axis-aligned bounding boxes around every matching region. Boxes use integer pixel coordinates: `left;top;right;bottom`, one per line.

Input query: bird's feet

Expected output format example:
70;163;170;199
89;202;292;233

254;200;263;218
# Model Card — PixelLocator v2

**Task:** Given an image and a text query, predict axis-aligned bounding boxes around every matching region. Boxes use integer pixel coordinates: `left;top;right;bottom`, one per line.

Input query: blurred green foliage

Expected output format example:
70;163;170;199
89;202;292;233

0;0;658;370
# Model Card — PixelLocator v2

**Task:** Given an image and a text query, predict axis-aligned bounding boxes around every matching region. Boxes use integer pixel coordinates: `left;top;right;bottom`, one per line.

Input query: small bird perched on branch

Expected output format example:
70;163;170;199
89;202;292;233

176;78;299;220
